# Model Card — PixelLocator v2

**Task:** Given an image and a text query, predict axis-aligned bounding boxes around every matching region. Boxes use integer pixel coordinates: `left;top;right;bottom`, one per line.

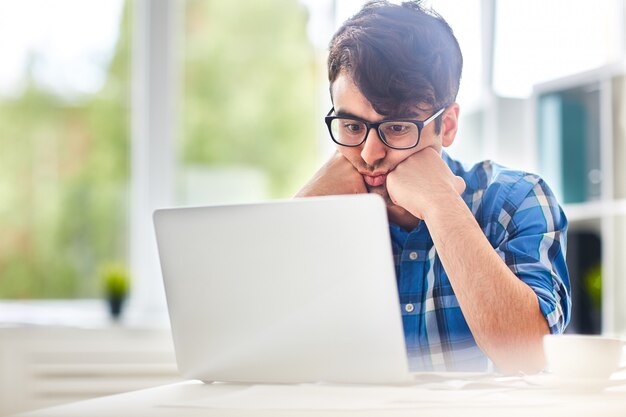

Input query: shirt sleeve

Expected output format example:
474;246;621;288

492;175;571;334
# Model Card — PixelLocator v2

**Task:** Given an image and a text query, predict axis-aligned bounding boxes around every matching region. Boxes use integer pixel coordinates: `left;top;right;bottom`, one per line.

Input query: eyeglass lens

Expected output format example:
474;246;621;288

329;118;419;149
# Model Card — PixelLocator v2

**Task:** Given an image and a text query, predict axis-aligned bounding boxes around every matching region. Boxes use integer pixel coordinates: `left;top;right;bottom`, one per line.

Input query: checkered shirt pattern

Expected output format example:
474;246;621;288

390;152;571;372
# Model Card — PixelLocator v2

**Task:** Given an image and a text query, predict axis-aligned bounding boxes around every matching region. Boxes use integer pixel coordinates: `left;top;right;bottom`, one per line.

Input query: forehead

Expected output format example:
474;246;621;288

330;73;429;119
330;73;372;111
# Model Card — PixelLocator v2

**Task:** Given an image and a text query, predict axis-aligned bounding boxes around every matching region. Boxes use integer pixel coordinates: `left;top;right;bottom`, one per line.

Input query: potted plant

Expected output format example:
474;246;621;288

100;263;130;321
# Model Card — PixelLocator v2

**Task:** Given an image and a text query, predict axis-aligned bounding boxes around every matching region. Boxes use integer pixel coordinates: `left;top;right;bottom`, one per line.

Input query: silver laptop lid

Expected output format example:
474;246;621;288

153;194;409;384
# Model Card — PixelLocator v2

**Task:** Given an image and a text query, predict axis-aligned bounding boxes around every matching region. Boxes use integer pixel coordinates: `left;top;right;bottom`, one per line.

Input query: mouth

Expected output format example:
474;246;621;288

361;172;387;187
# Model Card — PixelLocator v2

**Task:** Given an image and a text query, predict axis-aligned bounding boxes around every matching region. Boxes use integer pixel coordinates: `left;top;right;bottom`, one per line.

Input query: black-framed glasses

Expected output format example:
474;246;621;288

324;107;446;150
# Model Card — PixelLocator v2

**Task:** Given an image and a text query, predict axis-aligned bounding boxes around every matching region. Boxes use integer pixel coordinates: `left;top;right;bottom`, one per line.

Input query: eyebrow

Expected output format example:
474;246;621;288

333;109;365;119
334;108;424;121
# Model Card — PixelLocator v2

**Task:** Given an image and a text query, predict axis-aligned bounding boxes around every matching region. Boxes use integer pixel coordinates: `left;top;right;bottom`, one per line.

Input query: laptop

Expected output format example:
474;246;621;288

153;193;411;384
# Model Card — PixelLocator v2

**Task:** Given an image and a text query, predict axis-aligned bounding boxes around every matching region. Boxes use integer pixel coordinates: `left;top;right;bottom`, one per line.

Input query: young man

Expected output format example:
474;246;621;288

296;0;571;373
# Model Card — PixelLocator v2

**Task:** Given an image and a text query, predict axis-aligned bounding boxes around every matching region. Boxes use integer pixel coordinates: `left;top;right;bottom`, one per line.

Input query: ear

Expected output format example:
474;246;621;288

440;103;460;148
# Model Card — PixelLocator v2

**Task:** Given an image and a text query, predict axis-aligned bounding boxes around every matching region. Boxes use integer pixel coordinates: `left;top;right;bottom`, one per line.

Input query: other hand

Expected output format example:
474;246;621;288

386;147;466;219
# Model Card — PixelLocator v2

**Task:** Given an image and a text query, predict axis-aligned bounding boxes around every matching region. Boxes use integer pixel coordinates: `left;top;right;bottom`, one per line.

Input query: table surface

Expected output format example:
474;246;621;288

12;372;626;417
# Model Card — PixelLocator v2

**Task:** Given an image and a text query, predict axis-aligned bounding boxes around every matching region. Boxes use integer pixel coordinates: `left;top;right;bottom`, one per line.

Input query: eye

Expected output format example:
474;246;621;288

389;124;409;133
342;121;364;134
382;122;414;136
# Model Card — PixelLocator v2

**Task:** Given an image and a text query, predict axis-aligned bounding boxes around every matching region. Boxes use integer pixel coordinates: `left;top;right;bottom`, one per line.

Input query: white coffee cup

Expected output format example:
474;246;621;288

543;334;625;380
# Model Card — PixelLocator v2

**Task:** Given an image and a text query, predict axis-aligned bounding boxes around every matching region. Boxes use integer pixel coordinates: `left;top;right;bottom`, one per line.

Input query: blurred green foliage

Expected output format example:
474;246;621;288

0;2;131;299
181;0;317;195
584;263;602;310
0;0;318;298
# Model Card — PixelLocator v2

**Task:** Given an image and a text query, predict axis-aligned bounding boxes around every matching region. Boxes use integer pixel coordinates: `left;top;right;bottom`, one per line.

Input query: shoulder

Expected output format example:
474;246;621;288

443;152;565;231
444;152;538;196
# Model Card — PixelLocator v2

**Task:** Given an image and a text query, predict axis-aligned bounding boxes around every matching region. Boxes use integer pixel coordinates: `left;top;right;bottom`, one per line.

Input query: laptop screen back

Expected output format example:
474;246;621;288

153;194;409;384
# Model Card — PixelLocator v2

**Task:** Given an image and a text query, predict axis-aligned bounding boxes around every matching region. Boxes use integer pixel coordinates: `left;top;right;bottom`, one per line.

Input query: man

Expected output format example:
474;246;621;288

296;0;571;373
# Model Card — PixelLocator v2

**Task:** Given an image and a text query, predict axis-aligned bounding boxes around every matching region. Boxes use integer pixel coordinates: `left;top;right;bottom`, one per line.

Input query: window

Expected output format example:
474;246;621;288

177;0;319;205
0;0;320;304
0;0;130;298
493;0;624;97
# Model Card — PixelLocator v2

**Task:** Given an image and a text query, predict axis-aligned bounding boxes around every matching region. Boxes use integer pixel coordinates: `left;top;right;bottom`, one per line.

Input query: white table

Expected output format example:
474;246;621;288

13;373;626;417
0;325;179;416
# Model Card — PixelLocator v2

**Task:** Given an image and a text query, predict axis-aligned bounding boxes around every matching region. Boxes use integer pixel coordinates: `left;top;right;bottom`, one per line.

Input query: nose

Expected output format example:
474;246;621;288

360;128;387;167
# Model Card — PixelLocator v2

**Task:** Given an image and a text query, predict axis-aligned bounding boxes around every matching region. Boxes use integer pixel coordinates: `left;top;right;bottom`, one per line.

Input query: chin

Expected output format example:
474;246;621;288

366;185;391;202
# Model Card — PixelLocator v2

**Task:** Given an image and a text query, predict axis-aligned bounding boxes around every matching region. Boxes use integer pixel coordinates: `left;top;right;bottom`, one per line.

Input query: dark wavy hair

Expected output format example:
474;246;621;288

328;0;463;130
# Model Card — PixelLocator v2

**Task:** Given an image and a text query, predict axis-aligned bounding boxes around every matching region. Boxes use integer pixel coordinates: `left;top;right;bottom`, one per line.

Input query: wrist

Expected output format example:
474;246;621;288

421;190;467;223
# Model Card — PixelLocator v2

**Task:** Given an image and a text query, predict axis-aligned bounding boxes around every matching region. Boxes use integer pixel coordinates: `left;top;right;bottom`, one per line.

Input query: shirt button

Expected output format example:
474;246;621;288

409;251;418;261
405;303;414;313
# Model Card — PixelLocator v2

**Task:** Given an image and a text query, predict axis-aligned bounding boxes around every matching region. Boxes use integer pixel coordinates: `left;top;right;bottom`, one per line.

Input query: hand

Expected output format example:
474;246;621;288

295;151;367;197
386;148;466;219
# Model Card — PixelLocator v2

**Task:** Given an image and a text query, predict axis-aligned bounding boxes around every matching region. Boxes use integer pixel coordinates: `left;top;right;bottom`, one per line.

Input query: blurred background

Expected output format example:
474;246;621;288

0;0;625;414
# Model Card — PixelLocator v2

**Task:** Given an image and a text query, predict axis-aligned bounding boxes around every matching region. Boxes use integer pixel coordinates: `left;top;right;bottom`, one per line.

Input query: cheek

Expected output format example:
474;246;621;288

336;145;420;171
386;150;417;170
416;131;443;153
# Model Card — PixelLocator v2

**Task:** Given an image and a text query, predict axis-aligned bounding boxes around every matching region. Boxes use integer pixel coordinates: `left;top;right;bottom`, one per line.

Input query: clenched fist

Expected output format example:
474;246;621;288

386;147;466;220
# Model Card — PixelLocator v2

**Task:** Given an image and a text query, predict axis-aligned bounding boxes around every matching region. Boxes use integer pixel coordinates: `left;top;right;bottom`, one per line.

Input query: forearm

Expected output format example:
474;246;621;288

423;193;549;374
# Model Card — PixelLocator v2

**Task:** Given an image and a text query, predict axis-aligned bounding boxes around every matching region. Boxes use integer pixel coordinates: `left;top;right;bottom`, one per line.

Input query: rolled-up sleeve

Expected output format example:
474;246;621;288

492;176;571;334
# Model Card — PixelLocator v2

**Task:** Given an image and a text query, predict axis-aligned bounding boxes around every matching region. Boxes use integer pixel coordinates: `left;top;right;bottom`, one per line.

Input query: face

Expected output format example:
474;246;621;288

330;72;458;222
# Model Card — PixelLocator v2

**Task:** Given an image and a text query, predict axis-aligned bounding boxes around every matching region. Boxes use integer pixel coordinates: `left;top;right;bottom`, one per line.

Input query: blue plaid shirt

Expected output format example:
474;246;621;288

391;152;571;372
